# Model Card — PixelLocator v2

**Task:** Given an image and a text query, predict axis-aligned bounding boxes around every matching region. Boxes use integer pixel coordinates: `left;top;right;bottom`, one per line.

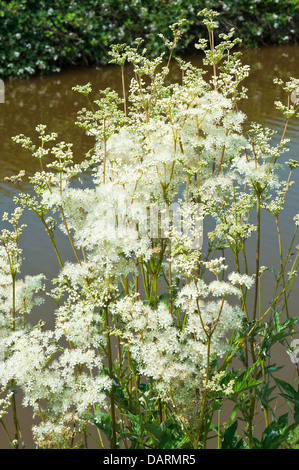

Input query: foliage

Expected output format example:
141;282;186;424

0;0;298;79
0;10;299;449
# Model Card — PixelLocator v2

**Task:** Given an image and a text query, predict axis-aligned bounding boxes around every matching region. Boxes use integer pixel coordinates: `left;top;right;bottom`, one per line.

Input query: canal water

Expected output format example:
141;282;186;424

0;44;298;448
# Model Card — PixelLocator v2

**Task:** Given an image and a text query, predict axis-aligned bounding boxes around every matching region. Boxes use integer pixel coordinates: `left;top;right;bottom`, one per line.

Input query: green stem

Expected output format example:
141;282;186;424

248;343;257;448
153;275;157;310
168;246;172;315
59;205;82;266
10;380;19;448
104;307;117;449
261;360;269;428
253;190;261;321
135;257;139;300
151;273;163;424
10;271;20;448
140;261;150;302
128;352;144;448
275;215;289;318
121;65;127;117
0;419;13;446
40;217;64;271
243;189;260;446
11;272;16;331
194;335;212;449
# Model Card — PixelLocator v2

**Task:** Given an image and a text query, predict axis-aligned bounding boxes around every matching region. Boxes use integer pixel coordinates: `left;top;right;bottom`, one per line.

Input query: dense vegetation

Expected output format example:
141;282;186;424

0;0;298;79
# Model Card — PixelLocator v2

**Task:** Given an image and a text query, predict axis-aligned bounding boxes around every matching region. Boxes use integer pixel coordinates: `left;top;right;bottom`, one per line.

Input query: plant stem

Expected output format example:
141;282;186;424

275;215;289;318
261;360;269;428
128;353;144;448
10;380;19;448
10;270;20;448
104;307;117;449
121;65;127;117
59;205;82;266
253;191;261;321
11;272;16;331
153;274;157;310
135;257;139;301
168;245;172;315
248;344;257;448
0;420;12;446
40;216;64;271
194;335;211;449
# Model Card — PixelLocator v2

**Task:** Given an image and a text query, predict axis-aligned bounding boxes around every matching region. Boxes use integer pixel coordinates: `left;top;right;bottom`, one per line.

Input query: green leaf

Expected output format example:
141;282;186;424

261;329;296;354
275;378;299;405
144;419;191;449
271;266;278;280
254;413;290;449
232;362;261;394
274;311;281;332
226;404;238;428
221;421;238;449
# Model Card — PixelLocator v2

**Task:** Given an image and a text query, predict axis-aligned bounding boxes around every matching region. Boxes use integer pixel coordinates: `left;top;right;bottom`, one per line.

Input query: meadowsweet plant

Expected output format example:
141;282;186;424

1;10;299;449
1;0;298;79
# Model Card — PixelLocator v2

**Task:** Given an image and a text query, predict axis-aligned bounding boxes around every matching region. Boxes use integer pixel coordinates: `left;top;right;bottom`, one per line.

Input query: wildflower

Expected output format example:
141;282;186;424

4;19;298;447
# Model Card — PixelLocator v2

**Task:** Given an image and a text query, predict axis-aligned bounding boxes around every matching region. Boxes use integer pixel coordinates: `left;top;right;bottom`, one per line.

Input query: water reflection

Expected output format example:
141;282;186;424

1;45;298;174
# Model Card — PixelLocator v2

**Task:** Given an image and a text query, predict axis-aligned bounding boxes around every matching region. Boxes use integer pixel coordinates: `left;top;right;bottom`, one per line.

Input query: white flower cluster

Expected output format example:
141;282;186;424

112;263;246;427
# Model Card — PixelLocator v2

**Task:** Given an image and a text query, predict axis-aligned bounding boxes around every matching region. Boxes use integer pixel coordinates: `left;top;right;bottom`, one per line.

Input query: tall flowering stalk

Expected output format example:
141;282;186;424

0;10;298;449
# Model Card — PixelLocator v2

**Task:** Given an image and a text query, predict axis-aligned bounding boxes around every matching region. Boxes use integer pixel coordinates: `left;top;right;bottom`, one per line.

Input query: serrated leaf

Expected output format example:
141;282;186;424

271;266;278;280
274;311;281;332
275;378;299;405
232;362;260;394
233;378;260;394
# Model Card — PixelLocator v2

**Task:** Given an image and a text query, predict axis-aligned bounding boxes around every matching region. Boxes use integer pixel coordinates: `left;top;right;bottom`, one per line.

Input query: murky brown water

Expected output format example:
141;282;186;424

0;44;298;448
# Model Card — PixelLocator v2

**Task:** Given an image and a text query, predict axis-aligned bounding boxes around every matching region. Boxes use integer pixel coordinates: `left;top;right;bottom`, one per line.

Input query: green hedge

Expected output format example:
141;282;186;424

0;0;298;79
